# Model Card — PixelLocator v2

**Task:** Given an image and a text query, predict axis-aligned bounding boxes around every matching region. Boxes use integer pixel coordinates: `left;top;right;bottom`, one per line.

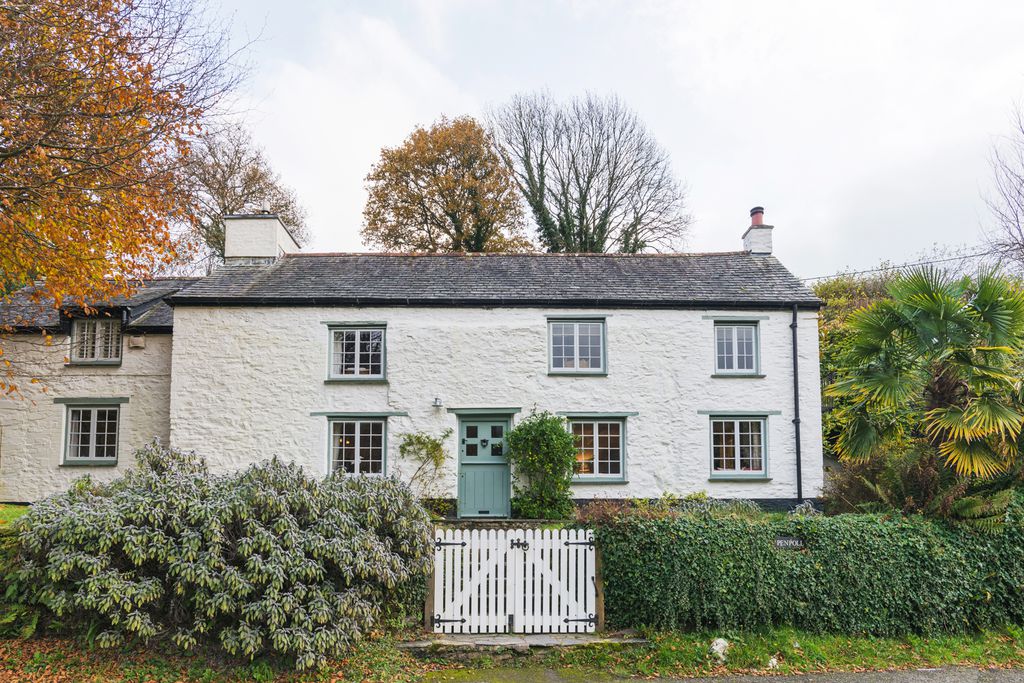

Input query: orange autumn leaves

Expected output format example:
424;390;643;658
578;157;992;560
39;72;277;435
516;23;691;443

362;117;532;253
0;0;236;394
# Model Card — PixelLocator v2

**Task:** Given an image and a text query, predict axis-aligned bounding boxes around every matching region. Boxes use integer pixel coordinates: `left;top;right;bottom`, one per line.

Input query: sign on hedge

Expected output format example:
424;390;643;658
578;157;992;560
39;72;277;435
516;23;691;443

774;536;805;550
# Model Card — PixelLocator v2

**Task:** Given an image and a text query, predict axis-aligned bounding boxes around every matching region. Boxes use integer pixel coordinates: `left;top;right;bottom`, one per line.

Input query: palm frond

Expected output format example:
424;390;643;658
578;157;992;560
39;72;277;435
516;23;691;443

843;303;908;361
852;366;920;407
964;396;1024;440
835;412;882;462
925;406;977;442
938;438;1010;478
970;269;1024;347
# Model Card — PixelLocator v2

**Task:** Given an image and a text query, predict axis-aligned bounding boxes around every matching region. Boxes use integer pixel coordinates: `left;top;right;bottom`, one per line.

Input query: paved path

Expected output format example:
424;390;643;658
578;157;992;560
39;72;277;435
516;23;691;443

424;667;1024;682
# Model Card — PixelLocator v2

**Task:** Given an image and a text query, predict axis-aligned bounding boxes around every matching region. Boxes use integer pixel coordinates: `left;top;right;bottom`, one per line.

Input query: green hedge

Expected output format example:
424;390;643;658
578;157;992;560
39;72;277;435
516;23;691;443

596;504;1024;635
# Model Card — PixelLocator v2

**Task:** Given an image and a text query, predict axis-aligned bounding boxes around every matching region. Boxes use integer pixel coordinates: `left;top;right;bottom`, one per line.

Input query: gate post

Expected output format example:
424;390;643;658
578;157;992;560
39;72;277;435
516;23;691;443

594;544;605;632
424;550;435;631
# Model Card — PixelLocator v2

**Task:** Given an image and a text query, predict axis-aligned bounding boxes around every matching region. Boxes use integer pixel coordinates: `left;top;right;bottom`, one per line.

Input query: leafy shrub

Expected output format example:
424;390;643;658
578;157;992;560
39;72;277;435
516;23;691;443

0;526;40;638
12;443;433;670
595;495;1024;635
505;411;577;519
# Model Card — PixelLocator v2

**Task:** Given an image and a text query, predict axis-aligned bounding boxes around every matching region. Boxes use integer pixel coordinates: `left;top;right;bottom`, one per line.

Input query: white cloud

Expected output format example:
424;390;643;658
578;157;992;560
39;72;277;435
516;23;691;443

641;0;1024;273
224;0;1024;277
241;10;478;251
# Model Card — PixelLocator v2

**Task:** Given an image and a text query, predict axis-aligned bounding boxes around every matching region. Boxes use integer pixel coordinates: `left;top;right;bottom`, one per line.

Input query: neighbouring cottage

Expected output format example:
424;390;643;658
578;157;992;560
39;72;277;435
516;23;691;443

0;207;824;515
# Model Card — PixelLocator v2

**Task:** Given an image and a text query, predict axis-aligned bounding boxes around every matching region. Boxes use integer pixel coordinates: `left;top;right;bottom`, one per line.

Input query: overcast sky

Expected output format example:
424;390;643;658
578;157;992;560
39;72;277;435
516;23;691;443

218;0;1024;278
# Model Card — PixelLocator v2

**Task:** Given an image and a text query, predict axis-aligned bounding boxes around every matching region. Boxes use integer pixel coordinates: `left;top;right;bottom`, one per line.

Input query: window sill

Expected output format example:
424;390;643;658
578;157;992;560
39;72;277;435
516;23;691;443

711;373;766;379
708;475;771;482
548;371;608;377
61;460;118;468
66;360;122;367
324;378;388;384
573;477;628;485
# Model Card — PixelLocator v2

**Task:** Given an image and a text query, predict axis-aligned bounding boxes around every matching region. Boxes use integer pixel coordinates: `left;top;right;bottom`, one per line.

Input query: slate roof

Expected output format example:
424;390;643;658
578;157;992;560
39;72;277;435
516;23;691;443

1;278;199;332
169;252;819;309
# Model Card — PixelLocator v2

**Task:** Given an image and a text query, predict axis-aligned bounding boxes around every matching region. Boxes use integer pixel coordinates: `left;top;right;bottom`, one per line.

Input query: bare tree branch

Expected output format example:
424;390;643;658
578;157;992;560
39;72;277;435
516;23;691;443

489;92;692;253
172;124;310;273
987;106;1024;271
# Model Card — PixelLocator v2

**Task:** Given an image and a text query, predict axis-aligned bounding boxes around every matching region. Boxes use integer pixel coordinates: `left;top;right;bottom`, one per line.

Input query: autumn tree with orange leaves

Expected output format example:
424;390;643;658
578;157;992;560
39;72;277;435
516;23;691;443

362;117;531;253
0;0;243;393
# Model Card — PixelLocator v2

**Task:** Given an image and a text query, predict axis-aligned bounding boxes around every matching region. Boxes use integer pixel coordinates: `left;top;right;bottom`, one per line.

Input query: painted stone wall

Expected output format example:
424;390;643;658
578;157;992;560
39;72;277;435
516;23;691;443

169;305;824;502
0;333;173;502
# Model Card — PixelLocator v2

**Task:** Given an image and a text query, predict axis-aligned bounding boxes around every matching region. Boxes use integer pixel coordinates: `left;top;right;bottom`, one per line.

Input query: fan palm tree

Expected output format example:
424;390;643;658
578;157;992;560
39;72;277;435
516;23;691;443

829;268;1024;518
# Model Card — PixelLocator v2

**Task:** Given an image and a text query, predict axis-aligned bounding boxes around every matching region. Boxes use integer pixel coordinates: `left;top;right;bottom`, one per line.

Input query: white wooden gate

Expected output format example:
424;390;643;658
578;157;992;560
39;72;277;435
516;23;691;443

430;527;598;634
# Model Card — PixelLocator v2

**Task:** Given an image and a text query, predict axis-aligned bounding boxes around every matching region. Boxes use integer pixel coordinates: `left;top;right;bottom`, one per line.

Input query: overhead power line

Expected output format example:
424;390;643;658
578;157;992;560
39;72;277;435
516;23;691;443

800;248;1005;282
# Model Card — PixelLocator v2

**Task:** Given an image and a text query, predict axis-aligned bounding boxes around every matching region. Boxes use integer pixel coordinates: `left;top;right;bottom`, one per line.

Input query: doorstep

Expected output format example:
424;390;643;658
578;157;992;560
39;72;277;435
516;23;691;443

399;630;646;655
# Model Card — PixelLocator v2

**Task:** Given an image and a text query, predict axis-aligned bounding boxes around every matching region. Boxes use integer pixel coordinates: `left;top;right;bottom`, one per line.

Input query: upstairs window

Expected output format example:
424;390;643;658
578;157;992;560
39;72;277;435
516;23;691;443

65;406;119;462
549;319;605;374
715;323;758;374
711;417;766;475
71;319;121;363
330;327;385;379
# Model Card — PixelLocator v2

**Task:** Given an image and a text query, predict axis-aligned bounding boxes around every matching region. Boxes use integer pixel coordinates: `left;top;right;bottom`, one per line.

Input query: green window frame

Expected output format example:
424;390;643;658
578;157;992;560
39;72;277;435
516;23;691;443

567;417;627;482
548;318;607;375
70;318;122;365
709;416;768;479
714;322;759;375
328;419;386;476
63;404;121;465
327;325;386;380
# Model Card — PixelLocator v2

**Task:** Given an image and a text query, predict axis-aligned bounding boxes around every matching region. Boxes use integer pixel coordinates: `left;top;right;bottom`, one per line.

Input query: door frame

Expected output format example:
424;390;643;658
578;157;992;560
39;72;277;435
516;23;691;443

454;412;515;519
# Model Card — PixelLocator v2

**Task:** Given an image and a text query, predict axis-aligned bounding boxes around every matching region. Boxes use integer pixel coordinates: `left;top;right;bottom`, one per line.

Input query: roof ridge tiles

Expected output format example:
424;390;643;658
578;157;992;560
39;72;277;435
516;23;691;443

282;250;754;258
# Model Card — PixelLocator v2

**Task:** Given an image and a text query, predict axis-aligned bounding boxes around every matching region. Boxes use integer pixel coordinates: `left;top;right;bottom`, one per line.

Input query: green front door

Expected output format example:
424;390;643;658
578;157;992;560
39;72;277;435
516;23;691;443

458;418;511;518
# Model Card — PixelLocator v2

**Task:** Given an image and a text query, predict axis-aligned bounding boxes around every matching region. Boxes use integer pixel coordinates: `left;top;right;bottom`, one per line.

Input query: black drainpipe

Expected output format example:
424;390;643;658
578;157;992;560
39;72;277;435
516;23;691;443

790;303;804;502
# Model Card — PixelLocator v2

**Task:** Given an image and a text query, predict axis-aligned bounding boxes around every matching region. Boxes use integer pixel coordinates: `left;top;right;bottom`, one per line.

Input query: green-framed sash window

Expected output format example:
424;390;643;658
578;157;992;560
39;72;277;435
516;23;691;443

710;416;767;476
329;419;386;475
714;322;759;375
328;326;385;379
549;318;606;374
64;405;120;464
569;418;625;479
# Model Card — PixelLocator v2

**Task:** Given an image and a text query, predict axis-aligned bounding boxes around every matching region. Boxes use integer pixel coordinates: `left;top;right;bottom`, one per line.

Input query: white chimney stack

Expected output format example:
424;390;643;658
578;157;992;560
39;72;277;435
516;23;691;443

222;213;300;265
742;206;773;255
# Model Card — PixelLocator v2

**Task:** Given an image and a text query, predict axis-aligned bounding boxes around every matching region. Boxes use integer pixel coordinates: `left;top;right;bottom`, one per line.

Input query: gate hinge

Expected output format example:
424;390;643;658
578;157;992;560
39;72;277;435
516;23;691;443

563;613;597;625
510;538;530;550
564;539;595;548
435;538;467;550
432;614;467;627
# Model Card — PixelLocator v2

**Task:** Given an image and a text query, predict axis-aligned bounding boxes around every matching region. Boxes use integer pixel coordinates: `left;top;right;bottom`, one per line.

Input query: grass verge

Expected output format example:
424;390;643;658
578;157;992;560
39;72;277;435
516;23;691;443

1;628;1024;682
544;627;1024;678
0;504;27;526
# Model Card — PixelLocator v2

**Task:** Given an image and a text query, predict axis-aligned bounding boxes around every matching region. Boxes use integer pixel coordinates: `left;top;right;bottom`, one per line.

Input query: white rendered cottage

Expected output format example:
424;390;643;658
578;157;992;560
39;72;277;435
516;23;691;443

0;208;824;515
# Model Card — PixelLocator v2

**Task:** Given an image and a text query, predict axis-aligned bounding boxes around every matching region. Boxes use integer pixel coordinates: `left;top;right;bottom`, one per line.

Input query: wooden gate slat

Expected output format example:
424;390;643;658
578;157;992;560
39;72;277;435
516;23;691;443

433;525;595;635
